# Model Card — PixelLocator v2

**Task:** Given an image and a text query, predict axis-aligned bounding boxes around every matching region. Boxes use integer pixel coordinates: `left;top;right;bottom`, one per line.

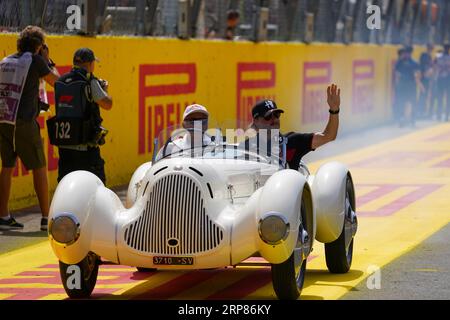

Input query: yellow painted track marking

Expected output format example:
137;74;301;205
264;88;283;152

104;271;186;299
169;268;261;300
38;294;69;300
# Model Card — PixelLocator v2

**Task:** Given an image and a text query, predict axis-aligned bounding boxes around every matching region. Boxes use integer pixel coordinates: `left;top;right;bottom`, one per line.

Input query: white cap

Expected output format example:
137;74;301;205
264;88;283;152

183;104;209;121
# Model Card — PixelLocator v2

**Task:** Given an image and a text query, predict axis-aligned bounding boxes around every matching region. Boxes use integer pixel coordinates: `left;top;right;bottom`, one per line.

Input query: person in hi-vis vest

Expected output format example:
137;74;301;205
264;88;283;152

0;26;59;231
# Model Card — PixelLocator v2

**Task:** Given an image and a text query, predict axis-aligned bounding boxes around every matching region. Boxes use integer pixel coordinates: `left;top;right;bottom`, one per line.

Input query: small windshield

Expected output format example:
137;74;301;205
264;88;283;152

154;124;284;166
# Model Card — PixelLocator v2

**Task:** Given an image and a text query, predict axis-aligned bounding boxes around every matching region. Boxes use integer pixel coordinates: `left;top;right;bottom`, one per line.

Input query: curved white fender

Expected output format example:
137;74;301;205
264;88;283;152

311;161;348;243
230;188;262;265
125;161;152;208
49;171;119;264
256;169;307;264
89;186;124;263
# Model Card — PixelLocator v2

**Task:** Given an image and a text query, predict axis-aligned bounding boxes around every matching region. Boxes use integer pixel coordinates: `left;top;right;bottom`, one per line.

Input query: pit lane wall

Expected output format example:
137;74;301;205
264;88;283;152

0;35;413;210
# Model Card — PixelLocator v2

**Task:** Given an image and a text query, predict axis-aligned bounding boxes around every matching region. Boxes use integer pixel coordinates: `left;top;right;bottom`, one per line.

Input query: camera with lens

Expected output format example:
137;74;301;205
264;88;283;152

98;79;107;88
94;126;109;146
38;100;50;112
38;44;48;56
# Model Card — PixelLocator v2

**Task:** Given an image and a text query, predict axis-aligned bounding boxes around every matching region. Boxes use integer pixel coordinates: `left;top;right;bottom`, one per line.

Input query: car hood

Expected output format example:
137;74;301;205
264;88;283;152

138;158;278;213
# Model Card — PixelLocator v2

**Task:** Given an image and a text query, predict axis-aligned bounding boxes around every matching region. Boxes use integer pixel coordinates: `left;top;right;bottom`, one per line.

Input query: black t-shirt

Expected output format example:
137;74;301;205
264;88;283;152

285;132;315;170
11;53;51;121
243;132;315;170
419;52;432;75
395;58;420;88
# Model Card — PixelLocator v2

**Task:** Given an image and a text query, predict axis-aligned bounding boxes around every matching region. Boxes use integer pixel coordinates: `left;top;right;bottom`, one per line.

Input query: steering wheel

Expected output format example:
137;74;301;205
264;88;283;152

230;148;272;163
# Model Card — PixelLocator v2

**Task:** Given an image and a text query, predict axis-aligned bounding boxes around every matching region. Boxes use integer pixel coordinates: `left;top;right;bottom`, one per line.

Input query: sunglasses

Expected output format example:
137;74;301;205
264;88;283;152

262;112;281;121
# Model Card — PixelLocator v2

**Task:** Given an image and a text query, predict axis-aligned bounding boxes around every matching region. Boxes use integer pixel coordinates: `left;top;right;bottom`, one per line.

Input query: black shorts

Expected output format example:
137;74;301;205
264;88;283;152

58;147;106;184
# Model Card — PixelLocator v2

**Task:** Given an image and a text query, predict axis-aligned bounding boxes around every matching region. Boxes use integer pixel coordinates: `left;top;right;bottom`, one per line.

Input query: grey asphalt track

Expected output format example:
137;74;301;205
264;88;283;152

1;119;448;299
305;120;450;300
342;222;450;300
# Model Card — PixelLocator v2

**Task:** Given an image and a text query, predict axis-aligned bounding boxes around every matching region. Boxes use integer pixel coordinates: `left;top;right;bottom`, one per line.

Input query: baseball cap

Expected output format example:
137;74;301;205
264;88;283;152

252;99;284;119
183;104;209;121
73;48;100;64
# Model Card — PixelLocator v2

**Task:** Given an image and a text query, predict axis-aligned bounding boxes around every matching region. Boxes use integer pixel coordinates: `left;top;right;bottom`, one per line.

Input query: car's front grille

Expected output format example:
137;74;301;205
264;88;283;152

124;173;224;254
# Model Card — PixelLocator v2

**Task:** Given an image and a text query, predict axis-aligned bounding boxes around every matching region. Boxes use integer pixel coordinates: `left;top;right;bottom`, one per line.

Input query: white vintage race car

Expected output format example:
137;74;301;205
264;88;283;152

48;127;358;300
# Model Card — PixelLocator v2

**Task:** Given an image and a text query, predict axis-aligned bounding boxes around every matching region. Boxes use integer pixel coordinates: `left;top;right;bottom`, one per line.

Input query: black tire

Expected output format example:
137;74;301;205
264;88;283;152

325;227;354;273
272;253;307;300
271;194;310;300
59;252;99;299
136;267;157;272
325;176;356;273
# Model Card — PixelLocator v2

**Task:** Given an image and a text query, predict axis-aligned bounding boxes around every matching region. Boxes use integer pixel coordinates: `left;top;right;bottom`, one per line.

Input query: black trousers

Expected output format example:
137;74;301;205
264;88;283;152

58;147;106;184
395;84;417;124
418;77;431;116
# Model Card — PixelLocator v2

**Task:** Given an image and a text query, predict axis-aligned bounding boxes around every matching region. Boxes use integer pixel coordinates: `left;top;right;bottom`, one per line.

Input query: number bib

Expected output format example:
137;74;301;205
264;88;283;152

46;116;91;146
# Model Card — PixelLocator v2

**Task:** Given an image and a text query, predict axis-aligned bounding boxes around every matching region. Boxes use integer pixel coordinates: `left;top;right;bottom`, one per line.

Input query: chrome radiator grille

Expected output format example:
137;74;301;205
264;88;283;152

124;174;224;254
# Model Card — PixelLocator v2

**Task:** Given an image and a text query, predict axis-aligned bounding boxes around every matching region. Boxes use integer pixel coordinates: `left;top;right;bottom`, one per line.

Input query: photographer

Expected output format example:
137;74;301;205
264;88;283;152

0;26;59;231
50;48;112;185
224;10;240;40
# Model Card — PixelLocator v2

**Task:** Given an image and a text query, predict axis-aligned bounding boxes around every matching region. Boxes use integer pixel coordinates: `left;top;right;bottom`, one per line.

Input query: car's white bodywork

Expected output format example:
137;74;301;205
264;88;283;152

49;155;352;269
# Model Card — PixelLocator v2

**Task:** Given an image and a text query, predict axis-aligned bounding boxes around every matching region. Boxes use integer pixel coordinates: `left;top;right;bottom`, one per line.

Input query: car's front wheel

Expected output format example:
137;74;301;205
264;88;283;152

271;197;310;300
271;249;307;300
59;252;99;299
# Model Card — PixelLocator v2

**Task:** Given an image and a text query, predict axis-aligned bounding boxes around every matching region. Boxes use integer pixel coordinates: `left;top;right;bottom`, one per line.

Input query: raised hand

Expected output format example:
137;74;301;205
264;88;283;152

327;84;341;111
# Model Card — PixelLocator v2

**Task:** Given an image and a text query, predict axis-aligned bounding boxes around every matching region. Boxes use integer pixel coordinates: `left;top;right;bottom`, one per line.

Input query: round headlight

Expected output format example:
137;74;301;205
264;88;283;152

50;215;80;245
258;214;289;245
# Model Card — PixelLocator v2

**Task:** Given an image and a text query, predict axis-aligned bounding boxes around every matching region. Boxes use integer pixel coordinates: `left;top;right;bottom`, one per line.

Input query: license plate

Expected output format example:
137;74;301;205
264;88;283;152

153;256;194;266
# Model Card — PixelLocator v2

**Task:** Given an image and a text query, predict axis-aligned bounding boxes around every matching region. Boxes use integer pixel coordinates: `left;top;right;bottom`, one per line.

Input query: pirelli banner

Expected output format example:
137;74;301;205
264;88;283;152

0;35;406;209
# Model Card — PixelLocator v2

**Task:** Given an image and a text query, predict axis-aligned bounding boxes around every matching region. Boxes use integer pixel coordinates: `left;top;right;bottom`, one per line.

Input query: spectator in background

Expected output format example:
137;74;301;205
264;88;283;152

205;26;218;39
204;1;219;39
224;10;240;40
394;46;424;127
419;44;434;118
430;49;443;118
435;44;450;122
0;26;59;231
393;48;405;124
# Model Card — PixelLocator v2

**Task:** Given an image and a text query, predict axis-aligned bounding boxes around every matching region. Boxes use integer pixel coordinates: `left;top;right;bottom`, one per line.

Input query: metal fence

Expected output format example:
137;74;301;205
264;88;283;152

0;0;449;45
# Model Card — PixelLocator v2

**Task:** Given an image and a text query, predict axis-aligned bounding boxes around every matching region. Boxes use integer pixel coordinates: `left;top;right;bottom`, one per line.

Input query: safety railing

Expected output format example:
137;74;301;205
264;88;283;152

0;0;448;45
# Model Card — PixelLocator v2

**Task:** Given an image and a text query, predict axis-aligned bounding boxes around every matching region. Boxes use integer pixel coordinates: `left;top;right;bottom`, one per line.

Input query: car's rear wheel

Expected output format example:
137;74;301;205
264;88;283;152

59;252;99;299
271;198;310;300
325;176;358;273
